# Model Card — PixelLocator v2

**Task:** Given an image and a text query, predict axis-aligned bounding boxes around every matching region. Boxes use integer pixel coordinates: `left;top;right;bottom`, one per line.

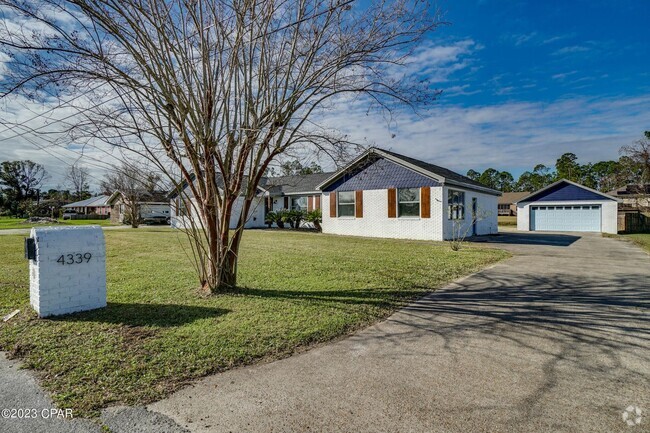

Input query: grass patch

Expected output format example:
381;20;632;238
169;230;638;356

617;233;650;253
604;232;650;253
626;233;650;253
498;216;517;226
0;216;116;230
0;229;508;416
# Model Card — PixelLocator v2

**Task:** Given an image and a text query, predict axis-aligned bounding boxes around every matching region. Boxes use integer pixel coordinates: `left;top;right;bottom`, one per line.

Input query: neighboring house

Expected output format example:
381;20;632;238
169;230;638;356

62;195;111;216
516;179;619;234
317;148;500;241
607;184;650;211
264;172;333;215
107;191;171;224
498;191;530;216
170;176;267;229
169;172;333;230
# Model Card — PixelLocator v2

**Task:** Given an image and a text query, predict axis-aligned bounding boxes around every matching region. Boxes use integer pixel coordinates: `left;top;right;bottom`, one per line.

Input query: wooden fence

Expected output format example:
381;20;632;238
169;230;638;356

618;211;650;233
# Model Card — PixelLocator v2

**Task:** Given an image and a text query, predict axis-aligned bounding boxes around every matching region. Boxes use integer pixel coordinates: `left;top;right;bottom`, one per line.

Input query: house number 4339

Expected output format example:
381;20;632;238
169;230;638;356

56;253;92;265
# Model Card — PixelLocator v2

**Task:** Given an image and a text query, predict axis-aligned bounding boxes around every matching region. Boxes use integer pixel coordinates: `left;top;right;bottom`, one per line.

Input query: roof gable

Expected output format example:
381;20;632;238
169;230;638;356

321;155;441;192
519;179;617;203
377;148;491;190
318;147;500;195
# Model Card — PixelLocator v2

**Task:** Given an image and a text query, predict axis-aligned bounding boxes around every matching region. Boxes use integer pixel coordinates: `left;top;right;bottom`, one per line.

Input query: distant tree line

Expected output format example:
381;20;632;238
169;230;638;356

467;131;650;192
0;160;93;218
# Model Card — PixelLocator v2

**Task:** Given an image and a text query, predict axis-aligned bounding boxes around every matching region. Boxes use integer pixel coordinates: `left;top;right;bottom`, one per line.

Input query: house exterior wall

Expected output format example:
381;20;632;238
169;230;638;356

269;194;321;212
322;187;445;241
170;196;266;229
441;186;499;239
516;200;618;233
68;205;110;215
322;185;498;241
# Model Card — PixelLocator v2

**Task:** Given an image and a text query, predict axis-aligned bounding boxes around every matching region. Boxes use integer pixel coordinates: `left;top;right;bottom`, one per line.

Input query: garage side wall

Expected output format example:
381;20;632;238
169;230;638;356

517;203;530;231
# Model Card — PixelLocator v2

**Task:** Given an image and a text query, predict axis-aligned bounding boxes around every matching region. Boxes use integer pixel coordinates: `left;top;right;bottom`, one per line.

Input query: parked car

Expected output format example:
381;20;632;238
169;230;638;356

62;209;77;220
141;212;170;225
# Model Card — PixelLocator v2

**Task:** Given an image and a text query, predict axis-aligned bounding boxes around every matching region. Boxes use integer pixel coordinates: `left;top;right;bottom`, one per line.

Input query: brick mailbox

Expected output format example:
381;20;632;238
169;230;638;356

26;226;107;317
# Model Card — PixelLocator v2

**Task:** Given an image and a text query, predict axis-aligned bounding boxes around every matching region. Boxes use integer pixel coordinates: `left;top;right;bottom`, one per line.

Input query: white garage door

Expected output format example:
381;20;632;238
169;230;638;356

530;205;601;232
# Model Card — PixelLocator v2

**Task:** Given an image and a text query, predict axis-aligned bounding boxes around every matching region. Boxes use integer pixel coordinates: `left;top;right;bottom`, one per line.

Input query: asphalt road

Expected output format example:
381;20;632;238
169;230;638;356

0;225;137;235
1;232;648;432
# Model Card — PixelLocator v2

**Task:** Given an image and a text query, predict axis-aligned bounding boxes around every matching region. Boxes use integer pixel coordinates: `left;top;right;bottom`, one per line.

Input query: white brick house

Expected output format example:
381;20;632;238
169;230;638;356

169;148;500;240
317;148;500;241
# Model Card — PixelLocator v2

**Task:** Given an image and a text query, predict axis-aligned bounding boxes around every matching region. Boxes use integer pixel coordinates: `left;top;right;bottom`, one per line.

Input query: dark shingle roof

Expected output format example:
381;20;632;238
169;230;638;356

498;191;531;204
377;148;493;190
264;172;335;195
62;195;111;208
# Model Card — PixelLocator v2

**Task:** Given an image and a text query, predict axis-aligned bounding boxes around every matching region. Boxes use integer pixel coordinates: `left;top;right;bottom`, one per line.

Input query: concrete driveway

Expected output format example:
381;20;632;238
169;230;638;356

2;232;648;432
144;232;649;433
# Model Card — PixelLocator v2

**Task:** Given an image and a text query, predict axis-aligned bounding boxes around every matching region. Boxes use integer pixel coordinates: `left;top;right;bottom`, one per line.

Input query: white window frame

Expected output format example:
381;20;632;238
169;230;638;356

291;196;308;211
337;191;355;217
397;188;420;218
447;190;465;220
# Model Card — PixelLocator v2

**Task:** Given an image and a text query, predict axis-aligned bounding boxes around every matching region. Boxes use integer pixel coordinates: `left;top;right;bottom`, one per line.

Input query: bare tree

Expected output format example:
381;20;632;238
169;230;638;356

0;160;48;215
0;0;442;293
65;163;91;201
620;131;650;184
100;163;158;228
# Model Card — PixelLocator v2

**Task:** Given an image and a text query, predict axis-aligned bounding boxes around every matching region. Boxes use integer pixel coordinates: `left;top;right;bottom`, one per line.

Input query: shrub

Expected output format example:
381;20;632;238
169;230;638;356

274;209;288;228
264;211;277;228
305;209;322;231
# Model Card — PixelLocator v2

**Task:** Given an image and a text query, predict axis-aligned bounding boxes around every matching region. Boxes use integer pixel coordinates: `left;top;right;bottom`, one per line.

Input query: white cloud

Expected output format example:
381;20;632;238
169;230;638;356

0;94;125;190
552;45;590;56
401;39;482;83
317;94;650;174
551;70;578;81
502;32;538;46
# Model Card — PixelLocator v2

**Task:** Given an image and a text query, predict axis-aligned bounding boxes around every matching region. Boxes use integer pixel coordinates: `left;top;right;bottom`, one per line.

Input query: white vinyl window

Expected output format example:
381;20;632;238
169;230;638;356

447;190;465;220
398;188;420;217
337;191;355;217
291;196;308;211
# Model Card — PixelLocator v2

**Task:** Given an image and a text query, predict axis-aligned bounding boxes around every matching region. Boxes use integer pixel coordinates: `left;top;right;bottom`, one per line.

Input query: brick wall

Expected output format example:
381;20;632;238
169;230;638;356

29;226;107;317
322;186;499;241
322;187;445;241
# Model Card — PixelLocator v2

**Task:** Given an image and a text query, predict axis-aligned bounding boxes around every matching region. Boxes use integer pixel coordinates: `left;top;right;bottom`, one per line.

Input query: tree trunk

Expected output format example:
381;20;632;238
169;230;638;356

130;202;140;228
199;191;242;294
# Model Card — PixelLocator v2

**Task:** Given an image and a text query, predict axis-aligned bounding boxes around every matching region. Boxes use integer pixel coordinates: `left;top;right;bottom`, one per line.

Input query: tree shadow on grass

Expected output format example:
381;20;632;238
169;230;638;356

223;286;426;309
51;302;229;327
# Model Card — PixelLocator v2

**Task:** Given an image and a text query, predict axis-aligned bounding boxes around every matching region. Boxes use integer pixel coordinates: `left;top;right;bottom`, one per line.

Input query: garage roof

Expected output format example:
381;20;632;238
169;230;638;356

516;179;619;203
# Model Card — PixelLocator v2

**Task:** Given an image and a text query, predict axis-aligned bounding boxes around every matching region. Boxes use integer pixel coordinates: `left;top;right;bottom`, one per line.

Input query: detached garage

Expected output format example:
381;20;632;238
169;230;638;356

516;179;619;234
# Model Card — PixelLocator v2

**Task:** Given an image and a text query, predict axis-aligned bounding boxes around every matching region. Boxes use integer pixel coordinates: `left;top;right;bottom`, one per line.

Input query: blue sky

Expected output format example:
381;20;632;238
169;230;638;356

437;0;647;105
330;0;650;179
1;0;648;188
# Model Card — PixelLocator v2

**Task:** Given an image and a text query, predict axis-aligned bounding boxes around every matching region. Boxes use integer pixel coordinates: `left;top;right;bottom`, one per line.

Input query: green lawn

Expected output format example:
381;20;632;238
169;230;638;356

624;233;650;253
498;215;517;227
0;229;508;416
0;216;116;230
